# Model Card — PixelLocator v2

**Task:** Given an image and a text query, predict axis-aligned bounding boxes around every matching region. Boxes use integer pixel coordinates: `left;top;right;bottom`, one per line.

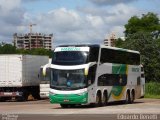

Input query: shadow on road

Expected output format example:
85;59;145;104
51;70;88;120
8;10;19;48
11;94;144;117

53;100;144;109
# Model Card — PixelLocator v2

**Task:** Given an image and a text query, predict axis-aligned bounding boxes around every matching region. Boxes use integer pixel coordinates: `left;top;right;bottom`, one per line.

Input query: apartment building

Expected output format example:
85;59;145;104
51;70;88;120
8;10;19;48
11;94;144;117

104;38;115;47
104;33;116;47
13;33;53;50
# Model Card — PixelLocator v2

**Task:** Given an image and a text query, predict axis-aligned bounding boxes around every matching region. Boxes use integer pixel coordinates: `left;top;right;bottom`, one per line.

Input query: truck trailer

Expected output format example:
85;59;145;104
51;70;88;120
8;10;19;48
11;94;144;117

0;55;49;101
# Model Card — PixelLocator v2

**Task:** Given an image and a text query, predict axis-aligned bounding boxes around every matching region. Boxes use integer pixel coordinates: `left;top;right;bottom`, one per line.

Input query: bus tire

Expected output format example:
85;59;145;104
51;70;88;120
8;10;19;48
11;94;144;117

95;92;102;107
60;104;69;108
131;90;135;104
125;91;131;104
0;97;7;102
102;91;108;106
70;104;76;108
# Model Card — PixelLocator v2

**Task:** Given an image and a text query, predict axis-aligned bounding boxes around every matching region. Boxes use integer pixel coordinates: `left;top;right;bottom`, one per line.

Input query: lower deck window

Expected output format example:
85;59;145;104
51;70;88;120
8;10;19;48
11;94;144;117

98;74;127;86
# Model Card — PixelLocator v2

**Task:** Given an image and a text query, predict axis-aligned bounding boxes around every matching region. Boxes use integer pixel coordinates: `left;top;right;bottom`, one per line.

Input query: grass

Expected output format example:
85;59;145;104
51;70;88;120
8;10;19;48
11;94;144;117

144;94;160;99
144;82;160;99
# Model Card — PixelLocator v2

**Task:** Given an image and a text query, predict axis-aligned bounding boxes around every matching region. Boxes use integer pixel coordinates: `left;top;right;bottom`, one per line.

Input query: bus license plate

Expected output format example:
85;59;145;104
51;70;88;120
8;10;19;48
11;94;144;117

64;100;69;102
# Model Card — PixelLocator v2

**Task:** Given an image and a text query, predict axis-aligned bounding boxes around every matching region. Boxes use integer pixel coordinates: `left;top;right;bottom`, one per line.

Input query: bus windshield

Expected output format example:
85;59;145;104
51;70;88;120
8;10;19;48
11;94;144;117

50;69;87;90
52;51;88;65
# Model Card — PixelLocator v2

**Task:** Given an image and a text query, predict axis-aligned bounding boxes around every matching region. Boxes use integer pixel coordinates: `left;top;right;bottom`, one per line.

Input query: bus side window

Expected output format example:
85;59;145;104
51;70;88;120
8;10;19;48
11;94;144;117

141;66;144;72
100;48;140;65
141;73;144;78
89;47;99;62
88;65;97;85
98;74;127;86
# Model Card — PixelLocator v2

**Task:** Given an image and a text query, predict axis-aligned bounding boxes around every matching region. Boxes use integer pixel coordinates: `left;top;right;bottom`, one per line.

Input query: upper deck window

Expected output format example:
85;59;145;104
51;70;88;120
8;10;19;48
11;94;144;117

52;51;88;65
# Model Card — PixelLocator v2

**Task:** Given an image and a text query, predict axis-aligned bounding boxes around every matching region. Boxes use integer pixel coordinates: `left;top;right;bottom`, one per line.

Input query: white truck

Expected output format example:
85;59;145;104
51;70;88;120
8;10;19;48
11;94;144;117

0;55;49;101
39;59;51;99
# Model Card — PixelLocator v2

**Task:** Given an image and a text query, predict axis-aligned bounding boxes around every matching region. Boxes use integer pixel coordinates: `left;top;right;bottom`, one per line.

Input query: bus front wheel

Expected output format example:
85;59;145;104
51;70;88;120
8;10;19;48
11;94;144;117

95;92;102;107
60;104;75;108
125;91;131;104
60;104;69;108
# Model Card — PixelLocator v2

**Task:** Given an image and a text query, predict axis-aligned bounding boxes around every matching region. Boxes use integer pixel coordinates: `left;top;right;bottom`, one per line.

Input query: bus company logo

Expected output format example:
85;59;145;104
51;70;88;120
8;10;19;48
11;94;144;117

61;47;80;51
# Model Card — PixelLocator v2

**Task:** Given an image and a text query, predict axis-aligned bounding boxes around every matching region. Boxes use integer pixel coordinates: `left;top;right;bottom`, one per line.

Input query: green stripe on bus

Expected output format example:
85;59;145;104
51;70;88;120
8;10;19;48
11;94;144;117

108;86;126;100
112;64;127;74
110;64;127;100
112;86;123;96
49;93;88;104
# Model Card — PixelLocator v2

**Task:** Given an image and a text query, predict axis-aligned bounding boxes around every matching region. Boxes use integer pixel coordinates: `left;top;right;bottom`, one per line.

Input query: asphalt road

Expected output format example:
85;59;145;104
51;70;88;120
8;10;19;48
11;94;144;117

0;98;160;120
0;114;119;120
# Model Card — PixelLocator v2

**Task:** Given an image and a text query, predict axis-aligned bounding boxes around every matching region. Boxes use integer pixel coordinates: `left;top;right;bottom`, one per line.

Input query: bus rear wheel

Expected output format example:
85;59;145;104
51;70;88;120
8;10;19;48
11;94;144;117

60;104;69;108
102;92;108;106
130;91;135;104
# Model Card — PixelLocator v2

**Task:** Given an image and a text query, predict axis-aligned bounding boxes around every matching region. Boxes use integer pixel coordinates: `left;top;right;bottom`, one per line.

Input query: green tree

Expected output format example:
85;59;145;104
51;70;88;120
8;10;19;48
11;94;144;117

16;48;52;58
124;12;160;38
118;12;160;82
0;42;52;57
115;38;125;48
29;48;52;58
122;32;160;82
0;43;16;54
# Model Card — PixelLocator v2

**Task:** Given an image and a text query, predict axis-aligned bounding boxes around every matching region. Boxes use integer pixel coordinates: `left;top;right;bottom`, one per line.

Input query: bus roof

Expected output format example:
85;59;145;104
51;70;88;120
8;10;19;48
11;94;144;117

56;44;140;54
57;44;99;48
100;45;140;54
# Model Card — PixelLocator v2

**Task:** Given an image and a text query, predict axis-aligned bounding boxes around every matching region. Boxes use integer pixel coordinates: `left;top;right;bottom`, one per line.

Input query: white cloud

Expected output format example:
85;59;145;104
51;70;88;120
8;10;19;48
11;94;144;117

33;8;104;45
1;0;157;47
104;4;139;25
46;8;82;32
0;0;21;14
89;0;137;6
0;2;139;45
86;15;104;28
0;0;25;42
110;26;125;38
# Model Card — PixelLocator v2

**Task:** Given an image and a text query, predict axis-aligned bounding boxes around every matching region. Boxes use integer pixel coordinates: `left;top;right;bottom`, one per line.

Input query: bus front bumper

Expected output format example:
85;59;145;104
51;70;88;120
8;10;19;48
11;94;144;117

49;93;88;104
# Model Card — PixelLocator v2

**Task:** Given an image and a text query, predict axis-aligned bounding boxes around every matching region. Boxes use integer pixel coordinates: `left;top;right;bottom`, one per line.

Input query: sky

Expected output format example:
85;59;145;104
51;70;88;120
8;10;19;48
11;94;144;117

0;0;160;47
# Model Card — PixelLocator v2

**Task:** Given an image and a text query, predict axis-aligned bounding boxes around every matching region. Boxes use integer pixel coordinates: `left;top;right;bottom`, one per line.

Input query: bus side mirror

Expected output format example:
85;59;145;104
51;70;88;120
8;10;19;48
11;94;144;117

42;63;50;76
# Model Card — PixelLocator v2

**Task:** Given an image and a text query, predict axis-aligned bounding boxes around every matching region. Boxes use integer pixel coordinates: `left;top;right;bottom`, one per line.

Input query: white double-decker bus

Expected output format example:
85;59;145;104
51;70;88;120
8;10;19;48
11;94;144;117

48;44;143;108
